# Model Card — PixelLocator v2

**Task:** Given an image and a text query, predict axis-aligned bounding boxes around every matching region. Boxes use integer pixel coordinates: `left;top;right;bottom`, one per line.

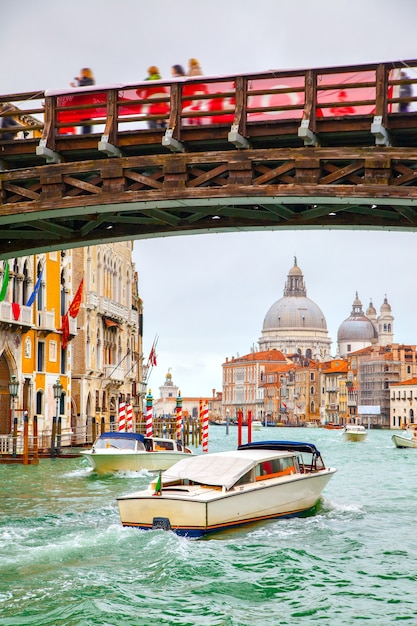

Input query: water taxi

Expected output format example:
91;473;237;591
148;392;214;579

392;429;417;449
80;432;193;474
343;424;367;442
117;440;336;538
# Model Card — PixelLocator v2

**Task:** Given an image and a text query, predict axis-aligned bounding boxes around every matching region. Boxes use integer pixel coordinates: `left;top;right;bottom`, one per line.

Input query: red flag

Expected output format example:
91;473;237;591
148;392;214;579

149;345;157;366
68;279;84;318
59;313;70;349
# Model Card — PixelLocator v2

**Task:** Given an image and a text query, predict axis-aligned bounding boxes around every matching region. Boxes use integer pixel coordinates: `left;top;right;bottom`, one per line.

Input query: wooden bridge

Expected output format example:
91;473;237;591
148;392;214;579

1;59;417;259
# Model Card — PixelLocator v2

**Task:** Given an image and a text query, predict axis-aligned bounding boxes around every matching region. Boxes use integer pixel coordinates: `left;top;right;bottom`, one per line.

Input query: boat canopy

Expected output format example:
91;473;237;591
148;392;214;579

97;432;145;443
162;449;294;491
238;440;322;457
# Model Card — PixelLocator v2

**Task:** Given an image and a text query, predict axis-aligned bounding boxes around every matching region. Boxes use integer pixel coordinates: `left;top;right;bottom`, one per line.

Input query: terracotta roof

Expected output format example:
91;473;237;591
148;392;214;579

390;377;417;387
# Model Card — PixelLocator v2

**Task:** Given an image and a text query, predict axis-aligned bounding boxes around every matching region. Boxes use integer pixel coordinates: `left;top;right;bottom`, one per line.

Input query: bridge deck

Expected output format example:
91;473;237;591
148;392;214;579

1;59;417;258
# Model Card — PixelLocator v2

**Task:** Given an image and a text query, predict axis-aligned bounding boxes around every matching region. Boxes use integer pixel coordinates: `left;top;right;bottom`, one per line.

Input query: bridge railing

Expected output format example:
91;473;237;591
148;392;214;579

1;60;417;160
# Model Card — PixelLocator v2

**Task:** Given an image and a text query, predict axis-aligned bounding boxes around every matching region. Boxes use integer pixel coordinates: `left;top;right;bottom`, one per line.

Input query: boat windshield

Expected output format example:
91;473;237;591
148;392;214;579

94;437;144;451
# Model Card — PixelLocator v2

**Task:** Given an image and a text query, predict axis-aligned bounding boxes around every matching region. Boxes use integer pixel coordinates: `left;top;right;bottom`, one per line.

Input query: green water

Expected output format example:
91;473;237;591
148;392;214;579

0;427;415;625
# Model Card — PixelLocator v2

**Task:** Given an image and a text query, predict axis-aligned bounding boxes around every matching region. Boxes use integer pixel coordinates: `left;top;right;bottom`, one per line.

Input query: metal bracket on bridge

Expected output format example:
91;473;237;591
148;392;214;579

98;136;122;158
228;124;251;149
371;116;391;147
162;129;184;153
36;140;61;164
298;120;319;147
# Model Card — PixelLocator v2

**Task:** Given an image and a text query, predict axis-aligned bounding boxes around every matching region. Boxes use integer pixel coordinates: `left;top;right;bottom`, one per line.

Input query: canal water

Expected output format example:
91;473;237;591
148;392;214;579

0;427;415;625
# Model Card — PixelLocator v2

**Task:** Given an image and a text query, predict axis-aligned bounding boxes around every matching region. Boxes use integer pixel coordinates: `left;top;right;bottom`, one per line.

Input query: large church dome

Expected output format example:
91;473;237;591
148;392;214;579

259;259;331;360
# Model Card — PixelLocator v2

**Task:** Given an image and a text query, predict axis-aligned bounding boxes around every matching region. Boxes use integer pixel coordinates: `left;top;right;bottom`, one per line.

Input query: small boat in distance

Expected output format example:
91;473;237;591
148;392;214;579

80;432;194;474
323;423;344;430
343;423;367;442
392;428;417;449
252;420;263;431
117;440;337;538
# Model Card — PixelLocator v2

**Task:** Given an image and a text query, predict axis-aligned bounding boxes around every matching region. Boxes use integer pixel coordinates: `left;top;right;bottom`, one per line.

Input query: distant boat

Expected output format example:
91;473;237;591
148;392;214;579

80;432;194;474
392;431;417;449
343;424;367;442
305;422;319;428
252;420;263;431
323;423;344;430
117;440;337;538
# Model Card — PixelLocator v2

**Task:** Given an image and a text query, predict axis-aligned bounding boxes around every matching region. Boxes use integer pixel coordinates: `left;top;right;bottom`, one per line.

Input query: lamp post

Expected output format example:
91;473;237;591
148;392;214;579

9;375;19;458
225;408;230;435
51;378;63;458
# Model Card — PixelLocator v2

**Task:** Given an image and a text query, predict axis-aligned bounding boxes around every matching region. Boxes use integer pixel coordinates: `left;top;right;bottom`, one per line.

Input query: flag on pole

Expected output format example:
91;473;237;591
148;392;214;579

68;279;84;318
26;268;43;306
0;260;9;302
153;471;162;496
148;343;157;367
58;313;70;350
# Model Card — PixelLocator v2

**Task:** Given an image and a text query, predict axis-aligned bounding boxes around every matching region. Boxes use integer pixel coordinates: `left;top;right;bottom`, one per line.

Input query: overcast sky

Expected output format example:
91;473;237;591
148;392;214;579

3;0;416;397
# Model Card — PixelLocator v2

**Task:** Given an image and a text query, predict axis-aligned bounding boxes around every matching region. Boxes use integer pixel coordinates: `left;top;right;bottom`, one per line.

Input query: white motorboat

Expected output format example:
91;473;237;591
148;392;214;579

252;420;263;431
80;432;194;474
117;440;337;538
392;431;417;449
343;424;368;442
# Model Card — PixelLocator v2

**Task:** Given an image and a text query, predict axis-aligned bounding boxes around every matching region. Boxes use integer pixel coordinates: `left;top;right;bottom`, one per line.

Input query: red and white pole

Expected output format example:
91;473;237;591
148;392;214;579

118;402;126;431
126;403;133;433
202;400;209;453
176;391;183;443
146;391;153;437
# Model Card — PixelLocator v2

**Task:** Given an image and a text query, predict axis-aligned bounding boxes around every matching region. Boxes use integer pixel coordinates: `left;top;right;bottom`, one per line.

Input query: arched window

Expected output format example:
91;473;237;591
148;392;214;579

22;260;30;305
36;390;44;415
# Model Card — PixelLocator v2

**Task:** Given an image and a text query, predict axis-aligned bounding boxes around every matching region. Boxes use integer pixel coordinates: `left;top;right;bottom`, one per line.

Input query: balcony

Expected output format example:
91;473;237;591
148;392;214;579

104;364;125;382
37;310;56;335
86;291;99;310
99;297;129;322
0;301;32;331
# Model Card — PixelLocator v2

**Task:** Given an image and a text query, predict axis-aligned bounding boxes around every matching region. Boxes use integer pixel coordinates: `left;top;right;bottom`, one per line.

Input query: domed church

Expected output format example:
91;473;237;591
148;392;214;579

258;258;332;361
337;292;394;356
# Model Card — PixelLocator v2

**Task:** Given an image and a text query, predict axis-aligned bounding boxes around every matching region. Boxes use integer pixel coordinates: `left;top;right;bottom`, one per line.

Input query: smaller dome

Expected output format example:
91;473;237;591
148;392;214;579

288;264;303;276
380;296;391;313
338;292;377;342
166;371;172;379
337;318;377;342
366;300;377;317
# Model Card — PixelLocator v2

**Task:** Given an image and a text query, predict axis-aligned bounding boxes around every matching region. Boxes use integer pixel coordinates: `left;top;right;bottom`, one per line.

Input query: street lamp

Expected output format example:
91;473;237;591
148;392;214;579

51;378;63;457
9;375;19;458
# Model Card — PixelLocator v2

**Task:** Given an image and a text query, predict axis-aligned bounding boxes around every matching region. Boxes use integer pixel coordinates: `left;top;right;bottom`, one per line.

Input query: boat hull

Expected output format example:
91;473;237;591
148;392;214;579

117;469;336;537
392;434;417;449
80;450;193;474
343;432;367;442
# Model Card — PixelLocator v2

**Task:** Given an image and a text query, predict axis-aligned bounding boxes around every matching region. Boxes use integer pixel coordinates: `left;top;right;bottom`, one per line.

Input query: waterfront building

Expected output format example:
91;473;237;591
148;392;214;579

70;243;143;440
0;251;75;442
222;349;290;423
258;258;332;361
389;377;417;429
346;344;417;428
321;359;350;425
153;369;214;421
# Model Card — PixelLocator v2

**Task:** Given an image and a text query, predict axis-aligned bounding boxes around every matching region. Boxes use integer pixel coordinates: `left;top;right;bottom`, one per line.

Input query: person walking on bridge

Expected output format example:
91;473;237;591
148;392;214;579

137;66;168;130
70;68;96;134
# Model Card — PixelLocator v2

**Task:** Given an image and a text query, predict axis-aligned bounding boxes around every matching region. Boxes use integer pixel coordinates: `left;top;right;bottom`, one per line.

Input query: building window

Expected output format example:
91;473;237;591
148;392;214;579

37;342;45;371
347;344;351;352
36;390;43;415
